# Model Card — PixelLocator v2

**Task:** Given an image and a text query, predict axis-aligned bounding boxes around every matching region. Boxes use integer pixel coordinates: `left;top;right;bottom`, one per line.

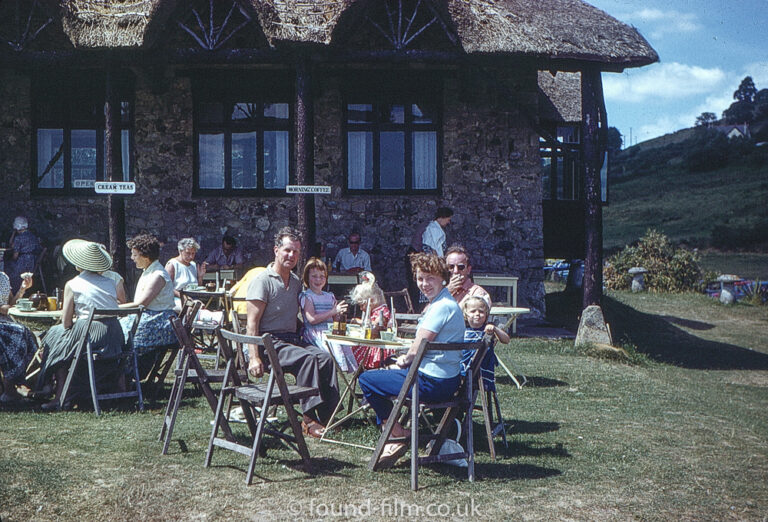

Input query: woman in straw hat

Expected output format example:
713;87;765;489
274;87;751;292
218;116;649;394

38;240;124;410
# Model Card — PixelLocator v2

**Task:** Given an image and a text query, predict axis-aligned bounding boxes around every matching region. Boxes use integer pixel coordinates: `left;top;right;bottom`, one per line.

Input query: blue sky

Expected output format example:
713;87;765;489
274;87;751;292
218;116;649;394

586;0;768;146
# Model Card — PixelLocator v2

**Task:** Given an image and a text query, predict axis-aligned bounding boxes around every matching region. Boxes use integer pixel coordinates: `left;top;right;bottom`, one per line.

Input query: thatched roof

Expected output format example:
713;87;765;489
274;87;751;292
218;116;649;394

60;0;173;48
538;71;582;123
52;0;657;69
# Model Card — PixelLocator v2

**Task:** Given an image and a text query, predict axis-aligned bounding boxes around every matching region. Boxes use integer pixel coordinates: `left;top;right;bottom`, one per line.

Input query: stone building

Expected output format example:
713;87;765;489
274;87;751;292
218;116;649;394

0;0;657;316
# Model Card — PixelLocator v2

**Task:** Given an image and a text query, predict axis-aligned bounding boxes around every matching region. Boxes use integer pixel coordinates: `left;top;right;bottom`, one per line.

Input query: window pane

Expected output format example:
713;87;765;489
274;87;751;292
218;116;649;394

71;129;97;188
383;104;404;124
264;131;289;189
412;131;437;189
347;131;373;189
557;125;579;144
380;131;405;189
556;156;564;199
412;103;434;124
199;133;225;189
199;102;224;125
102;130;131;180
347;104;373;124
37;129;64;188
232;132;258;189
231;103;259;121
120;101;131;124
541;156;552;200
264;103;289;121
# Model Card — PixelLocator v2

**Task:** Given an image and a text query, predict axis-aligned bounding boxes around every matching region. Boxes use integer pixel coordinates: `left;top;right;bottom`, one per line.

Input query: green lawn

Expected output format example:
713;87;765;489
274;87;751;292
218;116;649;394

2;291;767;520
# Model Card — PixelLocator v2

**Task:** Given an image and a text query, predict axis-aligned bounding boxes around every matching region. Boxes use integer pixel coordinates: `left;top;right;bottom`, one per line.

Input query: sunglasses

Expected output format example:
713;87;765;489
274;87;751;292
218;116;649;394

448;263;467;271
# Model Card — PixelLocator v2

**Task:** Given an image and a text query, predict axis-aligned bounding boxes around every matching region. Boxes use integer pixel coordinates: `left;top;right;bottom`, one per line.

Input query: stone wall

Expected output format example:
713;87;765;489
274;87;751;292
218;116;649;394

0;65;545;315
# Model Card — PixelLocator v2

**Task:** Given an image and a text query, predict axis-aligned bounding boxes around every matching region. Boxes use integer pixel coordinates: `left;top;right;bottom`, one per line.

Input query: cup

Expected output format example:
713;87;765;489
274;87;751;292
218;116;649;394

380;331;395;341
16;298;33;311
47;296;58;311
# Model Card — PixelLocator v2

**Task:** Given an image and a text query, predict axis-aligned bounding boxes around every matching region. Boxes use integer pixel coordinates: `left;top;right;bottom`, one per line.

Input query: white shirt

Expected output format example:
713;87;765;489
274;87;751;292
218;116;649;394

422;220;447;257
334;248;372;272
68;271;119;318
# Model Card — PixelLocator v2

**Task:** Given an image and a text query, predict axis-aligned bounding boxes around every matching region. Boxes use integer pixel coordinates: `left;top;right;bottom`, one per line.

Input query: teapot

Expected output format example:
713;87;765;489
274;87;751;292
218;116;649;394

30;292;48;310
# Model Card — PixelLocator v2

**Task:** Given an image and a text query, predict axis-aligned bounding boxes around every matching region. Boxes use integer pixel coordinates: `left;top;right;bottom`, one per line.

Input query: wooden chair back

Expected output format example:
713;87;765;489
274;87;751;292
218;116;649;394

383;287;414;314
59;306;144;415
368;336;491;490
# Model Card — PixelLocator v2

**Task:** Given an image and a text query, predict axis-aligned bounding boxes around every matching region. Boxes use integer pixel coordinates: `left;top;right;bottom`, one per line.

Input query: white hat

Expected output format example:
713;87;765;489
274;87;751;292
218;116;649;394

13;216;28;231
62;239;113;272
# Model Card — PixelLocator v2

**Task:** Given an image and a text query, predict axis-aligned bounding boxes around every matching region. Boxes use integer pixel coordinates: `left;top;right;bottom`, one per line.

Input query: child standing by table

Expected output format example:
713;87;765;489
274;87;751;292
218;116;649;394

349;274;393;369
299;258;354;371
461;296;509;390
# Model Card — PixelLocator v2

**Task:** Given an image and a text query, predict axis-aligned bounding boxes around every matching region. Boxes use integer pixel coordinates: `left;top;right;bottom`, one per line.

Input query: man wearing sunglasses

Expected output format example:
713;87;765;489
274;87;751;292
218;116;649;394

333;232;371;274
445;245;490;308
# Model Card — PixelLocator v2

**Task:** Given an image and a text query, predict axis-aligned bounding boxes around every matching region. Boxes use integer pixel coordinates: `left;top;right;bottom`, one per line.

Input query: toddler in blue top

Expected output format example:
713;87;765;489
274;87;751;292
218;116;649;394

461;296;510;391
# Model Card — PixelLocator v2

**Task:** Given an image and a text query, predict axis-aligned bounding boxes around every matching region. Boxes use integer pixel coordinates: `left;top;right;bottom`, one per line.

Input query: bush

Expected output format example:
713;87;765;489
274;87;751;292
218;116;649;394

604;230;702;292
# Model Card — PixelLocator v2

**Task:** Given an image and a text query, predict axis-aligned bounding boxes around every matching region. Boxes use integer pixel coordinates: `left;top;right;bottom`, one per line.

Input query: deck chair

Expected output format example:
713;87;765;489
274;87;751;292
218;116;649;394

59;306;144;415
206;328;318;485
368;336;491;490
179;289;227;369
159;302;243;455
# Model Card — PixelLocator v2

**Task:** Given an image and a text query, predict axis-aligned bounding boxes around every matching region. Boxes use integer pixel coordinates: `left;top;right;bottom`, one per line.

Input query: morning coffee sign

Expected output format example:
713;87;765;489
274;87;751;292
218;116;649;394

94;182;136;194
286;185;331;194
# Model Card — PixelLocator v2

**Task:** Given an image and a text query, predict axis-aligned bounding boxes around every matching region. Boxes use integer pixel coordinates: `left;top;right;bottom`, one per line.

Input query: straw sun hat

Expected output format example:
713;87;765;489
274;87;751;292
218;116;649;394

62;239;113;272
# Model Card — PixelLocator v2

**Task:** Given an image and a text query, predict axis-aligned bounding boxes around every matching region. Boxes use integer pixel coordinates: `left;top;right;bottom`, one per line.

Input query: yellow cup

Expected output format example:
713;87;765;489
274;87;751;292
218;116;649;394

47;297;58;311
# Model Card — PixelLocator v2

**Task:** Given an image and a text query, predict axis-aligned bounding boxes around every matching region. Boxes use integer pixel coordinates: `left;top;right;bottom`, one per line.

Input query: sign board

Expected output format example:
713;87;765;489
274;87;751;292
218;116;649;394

94;181;136;194
286;185;331;194
73;179;95;188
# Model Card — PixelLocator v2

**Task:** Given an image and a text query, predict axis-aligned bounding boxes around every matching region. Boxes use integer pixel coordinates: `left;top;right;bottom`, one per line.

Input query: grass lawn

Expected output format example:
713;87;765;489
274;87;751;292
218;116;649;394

2;291;767;520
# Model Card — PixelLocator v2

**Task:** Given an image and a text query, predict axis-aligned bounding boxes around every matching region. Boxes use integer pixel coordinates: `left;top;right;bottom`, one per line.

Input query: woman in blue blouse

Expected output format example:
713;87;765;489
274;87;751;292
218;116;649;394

358;252;466;467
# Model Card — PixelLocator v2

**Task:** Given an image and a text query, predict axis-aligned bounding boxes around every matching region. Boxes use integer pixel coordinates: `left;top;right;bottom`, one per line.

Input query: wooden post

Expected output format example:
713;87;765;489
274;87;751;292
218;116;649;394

581;66;606;308
294;57;316;266
104;61;126;275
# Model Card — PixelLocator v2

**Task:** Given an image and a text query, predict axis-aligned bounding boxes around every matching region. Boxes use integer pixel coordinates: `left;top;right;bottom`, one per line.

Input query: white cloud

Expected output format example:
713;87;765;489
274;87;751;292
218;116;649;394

741;61;768;88
626;8;702;40
603;62;726;103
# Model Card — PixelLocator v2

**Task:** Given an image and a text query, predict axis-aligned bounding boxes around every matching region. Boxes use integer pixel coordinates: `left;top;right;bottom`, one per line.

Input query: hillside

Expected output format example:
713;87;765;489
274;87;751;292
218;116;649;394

603;130;768;252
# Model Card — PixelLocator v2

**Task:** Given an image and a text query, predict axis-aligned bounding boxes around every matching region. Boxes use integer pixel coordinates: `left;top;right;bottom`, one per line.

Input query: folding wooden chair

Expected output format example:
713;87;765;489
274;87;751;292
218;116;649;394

59;306;144;415
206;328;318;485
179;289;228;369
32;247;48;294
368;336;491;490
159;302;243;455
383;288;414;314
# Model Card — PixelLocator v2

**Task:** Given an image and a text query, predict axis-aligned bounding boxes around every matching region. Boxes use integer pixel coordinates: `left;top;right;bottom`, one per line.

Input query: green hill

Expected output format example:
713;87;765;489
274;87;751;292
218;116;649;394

603;129;768;252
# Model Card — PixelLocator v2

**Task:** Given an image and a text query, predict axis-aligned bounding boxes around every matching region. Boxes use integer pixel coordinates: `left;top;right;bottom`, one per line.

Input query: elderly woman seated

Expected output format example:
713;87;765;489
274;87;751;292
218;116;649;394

121;234;177;376
38;240;124;410
358;253;466;467
0;272;36;403
165;237;204;312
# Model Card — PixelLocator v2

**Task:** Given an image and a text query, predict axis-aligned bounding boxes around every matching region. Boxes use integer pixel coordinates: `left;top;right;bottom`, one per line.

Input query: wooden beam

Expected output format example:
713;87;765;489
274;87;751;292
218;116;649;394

294;57;315;267
580;65;605;308
104;60;126;275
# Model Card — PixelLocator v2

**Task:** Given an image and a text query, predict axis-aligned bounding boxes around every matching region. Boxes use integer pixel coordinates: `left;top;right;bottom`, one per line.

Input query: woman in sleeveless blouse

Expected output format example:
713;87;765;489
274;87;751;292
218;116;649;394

165;237;204;311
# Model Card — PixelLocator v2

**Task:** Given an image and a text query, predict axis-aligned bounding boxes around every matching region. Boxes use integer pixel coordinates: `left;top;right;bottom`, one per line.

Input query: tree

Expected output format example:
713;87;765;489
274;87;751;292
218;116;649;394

695;112;717;127
606;126;623;151
734;76;757;103
723;100;754;124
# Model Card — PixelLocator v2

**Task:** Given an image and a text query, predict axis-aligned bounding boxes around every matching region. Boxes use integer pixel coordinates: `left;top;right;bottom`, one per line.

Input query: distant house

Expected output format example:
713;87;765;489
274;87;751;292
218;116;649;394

0;0;657;316
714;124;751;140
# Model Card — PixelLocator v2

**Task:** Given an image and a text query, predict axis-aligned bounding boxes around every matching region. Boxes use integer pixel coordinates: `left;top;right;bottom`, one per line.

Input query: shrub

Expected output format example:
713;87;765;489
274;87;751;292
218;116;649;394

604;229;702;292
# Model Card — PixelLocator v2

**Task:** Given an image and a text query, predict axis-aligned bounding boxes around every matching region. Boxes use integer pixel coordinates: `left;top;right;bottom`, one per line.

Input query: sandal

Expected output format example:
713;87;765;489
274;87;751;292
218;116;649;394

378;442;408;468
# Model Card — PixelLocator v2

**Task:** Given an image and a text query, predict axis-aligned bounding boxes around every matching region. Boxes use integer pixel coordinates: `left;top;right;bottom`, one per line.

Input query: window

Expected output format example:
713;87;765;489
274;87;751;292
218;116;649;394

33;72;133;195
193;73;293;195
540;125;582;200
344;76;442;194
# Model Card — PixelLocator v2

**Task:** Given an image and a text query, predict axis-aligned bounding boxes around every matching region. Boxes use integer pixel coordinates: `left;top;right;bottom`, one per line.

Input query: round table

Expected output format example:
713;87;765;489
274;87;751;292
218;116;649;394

7;306;62;331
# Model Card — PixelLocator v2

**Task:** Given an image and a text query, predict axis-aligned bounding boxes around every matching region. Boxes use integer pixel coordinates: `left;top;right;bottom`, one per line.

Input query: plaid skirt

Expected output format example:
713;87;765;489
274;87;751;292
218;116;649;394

0;319;38;382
